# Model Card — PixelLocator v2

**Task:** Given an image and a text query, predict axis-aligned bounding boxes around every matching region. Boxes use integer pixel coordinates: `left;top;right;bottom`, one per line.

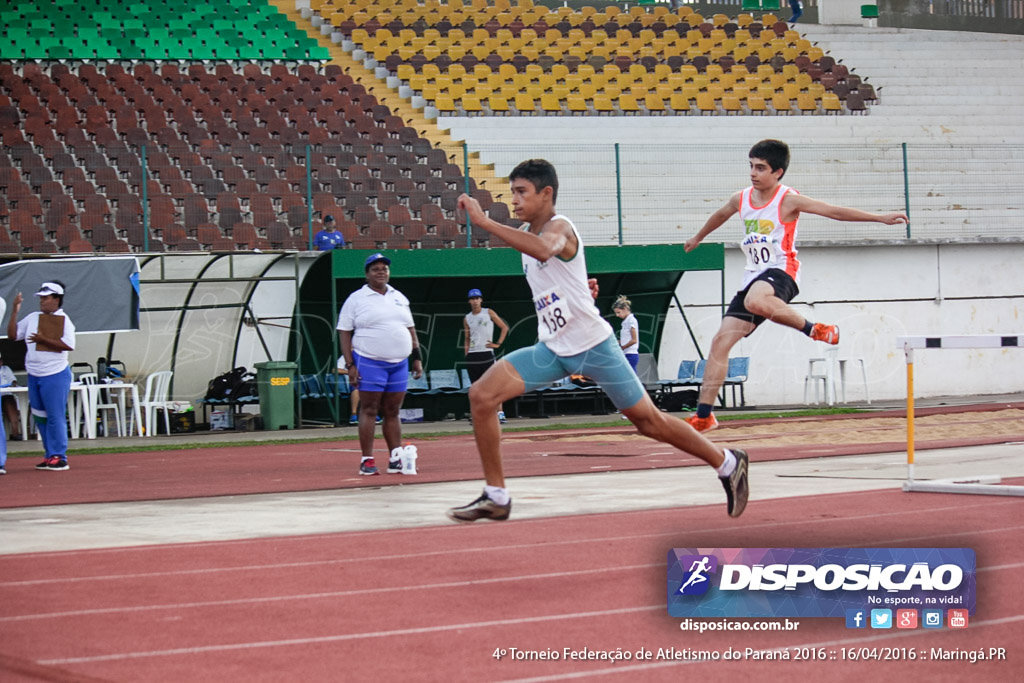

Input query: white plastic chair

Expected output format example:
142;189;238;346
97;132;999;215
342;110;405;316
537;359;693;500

79;373;123;438
139;371;174;437
803;347;838;405
837;355;871;404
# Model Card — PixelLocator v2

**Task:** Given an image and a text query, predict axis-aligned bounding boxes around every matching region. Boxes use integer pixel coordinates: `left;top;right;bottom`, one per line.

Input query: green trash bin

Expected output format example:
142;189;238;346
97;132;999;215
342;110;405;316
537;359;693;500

255;361;297;430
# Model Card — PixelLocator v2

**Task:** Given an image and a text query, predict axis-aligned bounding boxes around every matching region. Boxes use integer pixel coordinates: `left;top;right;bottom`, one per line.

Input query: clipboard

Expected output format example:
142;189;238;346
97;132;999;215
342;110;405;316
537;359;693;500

35;314;65;353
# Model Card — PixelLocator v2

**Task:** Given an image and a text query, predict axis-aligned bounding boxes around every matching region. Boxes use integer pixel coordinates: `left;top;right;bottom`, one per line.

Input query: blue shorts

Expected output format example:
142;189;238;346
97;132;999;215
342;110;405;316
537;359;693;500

353;352;409;393
625;353;639;374
505;334;647;411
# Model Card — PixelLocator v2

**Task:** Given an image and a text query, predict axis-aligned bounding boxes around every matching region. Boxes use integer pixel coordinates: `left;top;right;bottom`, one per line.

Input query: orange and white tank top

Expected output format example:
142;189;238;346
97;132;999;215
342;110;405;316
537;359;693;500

738;184;801;287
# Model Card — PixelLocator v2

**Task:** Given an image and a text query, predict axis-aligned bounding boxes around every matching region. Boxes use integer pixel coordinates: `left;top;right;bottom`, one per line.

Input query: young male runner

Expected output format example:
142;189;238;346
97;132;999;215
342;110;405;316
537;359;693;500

684;139;908;433
447;159;749;522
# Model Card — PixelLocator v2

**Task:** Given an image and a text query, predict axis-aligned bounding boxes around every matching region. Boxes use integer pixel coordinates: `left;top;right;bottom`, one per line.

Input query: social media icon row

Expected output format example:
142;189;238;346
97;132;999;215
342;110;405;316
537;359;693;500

846;608;968;629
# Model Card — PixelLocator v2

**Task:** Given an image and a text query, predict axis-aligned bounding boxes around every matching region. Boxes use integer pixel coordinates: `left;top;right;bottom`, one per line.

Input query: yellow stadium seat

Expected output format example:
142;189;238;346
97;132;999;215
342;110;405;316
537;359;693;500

746;95;767;114
461;95;483;114
540;94;562;114
783;83;800;100
514;93;536;114
771;93;792;114
644;93;666;113
592;95;615;114
795;73;812;89
807;83;825;99
797;93;818;114
696;92;717;114
821;93;842;114
670;93;691;113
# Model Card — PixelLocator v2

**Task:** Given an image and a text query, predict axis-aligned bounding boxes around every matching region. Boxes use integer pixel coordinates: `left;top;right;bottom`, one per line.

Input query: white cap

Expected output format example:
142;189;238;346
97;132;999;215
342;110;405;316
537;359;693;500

35;281;64;296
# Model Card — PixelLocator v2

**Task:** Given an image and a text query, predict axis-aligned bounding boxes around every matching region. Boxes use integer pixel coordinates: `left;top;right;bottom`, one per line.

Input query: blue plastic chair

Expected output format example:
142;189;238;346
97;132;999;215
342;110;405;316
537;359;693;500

428;368;462;394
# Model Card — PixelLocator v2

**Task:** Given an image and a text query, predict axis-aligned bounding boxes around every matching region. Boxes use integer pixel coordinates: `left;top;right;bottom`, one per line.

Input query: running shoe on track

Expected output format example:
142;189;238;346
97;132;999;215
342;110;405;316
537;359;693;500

387;458;404;474
359;458;379;476
36;456;67;471
719;449;749;518
446;491;512;523
810;323;840;345
686;414;719;433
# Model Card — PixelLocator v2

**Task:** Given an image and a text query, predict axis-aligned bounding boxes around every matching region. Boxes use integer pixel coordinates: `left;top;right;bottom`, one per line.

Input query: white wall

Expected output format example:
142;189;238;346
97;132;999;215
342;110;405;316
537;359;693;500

658;241;1024;404
816;0;869;26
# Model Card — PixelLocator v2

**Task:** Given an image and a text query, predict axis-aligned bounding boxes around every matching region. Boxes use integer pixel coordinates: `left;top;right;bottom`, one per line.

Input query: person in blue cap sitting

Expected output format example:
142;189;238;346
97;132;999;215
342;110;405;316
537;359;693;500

314;215;346;251
463;288;510;423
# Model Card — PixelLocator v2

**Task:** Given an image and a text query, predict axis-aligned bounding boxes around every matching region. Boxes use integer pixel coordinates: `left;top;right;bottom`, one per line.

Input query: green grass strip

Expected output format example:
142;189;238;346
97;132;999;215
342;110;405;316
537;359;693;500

8;407;866;457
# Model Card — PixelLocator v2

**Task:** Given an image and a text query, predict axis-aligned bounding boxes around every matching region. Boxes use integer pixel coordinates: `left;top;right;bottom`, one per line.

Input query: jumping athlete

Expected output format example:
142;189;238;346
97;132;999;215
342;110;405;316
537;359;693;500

684;139;908;433
447;159;749;523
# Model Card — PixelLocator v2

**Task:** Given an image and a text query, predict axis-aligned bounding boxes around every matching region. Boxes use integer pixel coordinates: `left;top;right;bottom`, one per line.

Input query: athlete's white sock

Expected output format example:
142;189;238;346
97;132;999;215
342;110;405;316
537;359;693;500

361;455;373;462
716;449;737;478
484;485;511;505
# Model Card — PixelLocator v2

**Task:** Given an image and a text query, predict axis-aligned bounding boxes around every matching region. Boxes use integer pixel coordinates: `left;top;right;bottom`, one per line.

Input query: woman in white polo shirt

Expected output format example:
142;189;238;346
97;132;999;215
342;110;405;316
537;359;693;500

337;253;423;476
7;281;76;471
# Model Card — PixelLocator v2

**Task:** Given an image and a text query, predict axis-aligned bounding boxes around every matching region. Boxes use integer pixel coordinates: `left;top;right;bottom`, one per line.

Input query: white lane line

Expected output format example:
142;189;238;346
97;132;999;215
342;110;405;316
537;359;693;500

0;563;660;622
2;502;1019;587
37;605;665;666
7;559;1021;624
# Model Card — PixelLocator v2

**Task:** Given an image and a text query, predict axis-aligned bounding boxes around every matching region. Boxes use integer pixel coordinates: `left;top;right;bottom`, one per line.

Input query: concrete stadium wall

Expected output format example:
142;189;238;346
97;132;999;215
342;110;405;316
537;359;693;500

658;240;1024;405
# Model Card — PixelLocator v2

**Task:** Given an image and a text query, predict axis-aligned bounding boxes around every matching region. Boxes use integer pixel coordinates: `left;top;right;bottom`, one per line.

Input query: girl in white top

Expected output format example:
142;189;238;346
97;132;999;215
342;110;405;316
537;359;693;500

7;281;76;470
448;159;748;524
612;295;640;373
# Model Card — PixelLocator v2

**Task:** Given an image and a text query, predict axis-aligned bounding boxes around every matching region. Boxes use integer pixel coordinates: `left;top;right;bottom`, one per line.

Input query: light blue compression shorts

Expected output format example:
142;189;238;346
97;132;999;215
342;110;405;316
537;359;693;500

504;333;647;411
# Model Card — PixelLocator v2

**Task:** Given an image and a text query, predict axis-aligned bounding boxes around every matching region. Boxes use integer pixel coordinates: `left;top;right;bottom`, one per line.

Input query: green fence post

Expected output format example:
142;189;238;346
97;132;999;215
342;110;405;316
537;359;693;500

141;144;149;252
306;145;314;250
902;142;911;238
615;143;623;246
464;142;472;248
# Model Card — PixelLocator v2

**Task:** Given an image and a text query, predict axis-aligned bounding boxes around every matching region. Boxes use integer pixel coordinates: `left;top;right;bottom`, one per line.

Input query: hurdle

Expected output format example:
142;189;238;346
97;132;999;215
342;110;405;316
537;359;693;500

898;334;1024;496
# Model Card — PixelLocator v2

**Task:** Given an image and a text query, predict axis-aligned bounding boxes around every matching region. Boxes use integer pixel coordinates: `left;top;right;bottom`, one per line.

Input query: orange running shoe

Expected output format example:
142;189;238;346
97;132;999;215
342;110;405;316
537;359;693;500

687;414;719;433
810;323;840;345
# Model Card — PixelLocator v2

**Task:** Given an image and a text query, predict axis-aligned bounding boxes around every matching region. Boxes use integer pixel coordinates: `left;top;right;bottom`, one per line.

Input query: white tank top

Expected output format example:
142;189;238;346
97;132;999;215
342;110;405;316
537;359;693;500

738;183;801;288
522;215;613;356
465;308;494;353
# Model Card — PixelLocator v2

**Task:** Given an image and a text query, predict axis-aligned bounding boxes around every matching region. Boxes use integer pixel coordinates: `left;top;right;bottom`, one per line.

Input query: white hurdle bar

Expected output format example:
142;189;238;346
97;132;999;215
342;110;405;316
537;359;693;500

898;334;1024;496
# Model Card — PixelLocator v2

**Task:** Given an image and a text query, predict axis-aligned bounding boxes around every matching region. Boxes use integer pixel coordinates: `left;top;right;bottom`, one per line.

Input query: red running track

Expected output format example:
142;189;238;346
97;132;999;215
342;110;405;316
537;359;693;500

1;485;1021;682
4;403;1023;509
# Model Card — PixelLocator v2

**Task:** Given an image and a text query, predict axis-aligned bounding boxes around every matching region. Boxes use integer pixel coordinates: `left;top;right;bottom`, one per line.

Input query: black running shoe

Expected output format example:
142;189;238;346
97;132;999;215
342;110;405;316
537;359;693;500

386;458;403;474
358;458;379;476
719;449;749;518
36;456;58;470
446;491;512;523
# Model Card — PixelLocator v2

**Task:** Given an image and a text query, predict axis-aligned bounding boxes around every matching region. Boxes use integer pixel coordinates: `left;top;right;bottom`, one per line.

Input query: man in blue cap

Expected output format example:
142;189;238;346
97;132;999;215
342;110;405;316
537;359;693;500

314;214;346;251
463;287;510;423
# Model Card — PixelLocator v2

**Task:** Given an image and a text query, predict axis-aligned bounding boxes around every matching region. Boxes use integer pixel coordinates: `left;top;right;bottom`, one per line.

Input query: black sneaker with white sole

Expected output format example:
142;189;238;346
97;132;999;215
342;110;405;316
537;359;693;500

387;458;403;474
719;449;749;518
446;491;512;523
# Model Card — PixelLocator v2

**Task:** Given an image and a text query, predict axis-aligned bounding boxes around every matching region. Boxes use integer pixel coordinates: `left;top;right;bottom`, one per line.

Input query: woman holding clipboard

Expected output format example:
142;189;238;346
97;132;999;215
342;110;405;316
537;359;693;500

7;281;76;471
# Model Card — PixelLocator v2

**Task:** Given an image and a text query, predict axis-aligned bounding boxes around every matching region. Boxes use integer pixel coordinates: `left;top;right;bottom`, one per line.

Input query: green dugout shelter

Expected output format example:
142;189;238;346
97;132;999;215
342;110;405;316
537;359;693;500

291;244;724;424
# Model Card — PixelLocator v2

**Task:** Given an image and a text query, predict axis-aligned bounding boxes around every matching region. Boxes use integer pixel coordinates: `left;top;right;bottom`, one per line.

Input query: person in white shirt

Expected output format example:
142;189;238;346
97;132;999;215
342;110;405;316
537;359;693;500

7;281;76;471
0;353;21;444
447;159;750;523
337;253;423;476
463;287;509;423
612;295;640;373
